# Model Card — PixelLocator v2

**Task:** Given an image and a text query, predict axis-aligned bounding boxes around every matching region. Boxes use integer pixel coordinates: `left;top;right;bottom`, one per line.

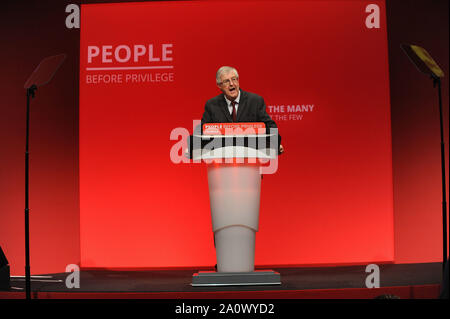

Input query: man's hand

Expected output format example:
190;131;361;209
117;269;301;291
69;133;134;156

279;144;284;154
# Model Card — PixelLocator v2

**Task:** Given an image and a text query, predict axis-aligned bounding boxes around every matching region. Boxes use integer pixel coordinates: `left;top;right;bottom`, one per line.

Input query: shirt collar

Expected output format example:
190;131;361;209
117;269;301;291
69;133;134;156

224;90;240;106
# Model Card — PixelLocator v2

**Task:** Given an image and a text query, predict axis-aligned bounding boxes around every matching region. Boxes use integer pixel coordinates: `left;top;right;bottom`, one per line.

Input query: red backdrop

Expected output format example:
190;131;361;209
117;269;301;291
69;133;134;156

1;0;447;277
79;0;394;268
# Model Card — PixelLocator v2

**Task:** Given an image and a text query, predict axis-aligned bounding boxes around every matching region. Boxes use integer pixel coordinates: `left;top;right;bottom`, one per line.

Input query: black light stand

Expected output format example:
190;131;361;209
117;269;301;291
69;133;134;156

23;54;66;300
24;84;37;300
432;75;448;269
401;44;448;271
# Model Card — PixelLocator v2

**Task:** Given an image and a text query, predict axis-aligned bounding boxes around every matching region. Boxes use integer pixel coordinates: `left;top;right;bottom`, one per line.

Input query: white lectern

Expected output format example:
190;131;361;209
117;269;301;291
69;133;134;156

208;162;260;273
189;123;281;286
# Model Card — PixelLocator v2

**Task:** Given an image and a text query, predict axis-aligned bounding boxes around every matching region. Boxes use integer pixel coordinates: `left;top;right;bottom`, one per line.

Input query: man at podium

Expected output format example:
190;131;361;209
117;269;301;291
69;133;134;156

191;66;284;280
201;66;284;153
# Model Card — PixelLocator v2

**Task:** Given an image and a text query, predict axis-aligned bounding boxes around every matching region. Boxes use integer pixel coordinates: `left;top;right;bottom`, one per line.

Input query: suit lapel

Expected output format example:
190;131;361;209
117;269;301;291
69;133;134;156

236;90;246;121
219;95;233;122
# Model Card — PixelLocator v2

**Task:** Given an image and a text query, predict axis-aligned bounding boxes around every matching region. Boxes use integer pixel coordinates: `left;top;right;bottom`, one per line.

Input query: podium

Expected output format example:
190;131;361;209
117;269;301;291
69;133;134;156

188;123;281;286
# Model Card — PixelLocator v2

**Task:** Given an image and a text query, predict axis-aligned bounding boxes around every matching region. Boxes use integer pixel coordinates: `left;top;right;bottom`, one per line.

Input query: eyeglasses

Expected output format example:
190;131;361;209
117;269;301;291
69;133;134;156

220;77;239;86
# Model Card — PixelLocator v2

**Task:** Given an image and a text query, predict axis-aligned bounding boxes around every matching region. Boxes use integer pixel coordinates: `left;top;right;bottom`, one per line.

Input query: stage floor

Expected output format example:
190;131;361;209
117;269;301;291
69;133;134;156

2;262;444;299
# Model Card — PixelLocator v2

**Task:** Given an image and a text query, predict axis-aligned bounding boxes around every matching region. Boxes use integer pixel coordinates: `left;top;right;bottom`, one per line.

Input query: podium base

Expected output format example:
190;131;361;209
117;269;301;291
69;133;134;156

191;270;281;287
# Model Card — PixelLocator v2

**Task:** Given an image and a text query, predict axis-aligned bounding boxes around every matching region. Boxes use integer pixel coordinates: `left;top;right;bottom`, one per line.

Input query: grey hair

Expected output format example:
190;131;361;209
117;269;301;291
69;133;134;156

216;66;239;85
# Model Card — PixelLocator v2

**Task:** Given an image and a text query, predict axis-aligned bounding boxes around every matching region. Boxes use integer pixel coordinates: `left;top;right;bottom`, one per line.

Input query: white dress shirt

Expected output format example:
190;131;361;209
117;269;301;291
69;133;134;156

224;91;241;116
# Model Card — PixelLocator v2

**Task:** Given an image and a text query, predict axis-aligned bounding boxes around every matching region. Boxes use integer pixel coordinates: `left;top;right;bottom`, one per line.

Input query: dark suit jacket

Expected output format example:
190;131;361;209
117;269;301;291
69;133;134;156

201;90;278;133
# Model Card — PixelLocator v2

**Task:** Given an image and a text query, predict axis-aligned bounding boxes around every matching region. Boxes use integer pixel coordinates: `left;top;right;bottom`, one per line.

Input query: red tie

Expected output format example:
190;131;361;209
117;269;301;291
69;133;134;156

231;101;237;122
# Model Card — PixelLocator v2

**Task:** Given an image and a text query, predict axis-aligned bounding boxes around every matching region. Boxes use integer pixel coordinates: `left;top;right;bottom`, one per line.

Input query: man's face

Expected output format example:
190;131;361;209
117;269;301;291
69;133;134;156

218;71;240;101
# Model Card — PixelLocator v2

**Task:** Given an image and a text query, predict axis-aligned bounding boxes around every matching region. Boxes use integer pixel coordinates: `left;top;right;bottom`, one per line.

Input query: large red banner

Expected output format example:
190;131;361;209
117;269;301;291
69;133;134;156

79;0;393;268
